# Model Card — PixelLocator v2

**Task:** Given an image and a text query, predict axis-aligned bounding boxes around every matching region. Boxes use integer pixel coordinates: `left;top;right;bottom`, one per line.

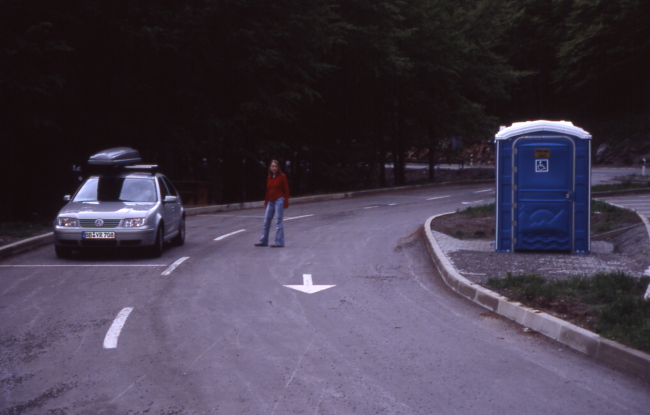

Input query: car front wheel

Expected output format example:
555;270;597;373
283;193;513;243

55;245;73;258
171;217;185;246
149;225;164;258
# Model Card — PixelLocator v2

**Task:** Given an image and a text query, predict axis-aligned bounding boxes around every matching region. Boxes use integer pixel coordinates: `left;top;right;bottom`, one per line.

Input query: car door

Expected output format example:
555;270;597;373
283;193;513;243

514;136;574;251
158;176;181;237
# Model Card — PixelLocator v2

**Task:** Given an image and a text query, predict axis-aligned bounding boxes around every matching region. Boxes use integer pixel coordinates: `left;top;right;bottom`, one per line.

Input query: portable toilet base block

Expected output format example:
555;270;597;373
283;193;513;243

495;120;592;253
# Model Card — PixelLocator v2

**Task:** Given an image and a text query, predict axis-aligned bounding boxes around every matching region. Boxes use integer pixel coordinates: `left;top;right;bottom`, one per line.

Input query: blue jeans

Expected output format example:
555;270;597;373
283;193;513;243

259;197;285;246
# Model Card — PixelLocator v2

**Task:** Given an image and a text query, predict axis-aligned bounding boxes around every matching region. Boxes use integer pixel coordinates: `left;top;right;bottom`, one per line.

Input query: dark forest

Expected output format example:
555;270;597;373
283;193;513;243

2;0;649;221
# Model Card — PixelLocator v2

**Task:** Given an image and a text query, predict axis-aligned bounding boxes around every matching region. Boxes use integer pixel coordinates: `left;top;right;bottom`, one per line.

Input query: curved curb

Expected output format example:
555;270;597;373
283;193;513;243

424;213;650;382
594;199;650;249
0;233;54;260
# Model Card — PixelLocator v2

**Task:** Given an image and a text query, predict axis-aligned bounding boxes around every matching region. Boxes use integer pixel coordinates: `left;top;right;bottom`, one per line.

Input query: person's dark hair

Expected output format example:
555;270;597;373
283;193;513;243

268;160;283;177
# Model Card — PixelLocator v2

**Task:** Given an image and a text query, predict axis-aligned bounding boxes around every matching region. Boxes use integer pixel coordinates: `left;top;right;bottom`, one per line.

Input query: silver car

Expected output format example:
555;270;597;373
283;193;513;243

53;148;185;258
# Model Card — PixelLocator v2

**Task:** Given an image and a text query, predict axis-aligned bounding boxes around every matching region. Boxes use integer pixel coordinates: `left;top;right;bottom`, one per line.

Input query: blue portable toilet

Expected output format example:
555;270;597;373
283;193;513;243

495;120;592;253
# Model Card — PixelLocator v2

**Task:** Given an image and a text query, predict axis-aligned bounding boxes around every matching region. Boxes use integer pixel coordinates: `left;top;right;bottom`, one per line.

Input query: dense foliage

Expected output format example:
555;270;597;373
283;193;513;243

1;0;648;220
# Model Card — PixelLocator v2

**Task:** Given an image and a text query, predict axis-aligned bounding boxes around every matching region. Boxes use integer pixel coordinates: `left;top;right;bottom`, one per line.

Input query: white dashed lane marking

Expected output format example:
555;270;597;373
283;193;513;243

206;215;264;218
214;229;247;241
161;257;189;276
427;196;450;201
285;214;315;221
104;307;134;349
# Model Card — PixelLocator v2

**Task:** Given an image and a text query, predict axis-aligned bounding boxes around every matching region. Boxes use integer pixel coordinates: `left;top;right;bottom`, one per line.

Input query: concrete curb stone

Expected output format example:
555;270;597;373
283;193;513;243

0;233;54;260
424;213;650;382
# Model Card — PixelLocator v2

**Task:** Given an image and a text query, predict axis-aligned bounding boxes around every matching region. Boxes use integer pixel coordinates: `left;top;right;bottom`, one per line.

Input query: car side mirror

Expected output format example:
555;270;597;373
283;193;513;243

163;195;178;204
63;195;71;202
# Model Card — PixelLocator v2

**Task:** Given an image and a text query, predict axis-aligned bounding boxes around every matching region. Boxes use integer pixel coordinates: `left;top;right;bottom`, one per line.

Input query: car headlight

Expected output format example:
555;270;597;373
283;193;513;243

124;218;146;227
57;217;78;227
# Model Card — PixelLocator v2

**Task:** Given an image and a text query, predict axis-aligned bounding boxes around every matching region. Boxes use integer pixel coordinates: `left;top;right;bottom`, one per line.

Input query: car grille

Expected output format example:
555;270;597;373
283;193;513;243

81;239;118;247
79;219;121;228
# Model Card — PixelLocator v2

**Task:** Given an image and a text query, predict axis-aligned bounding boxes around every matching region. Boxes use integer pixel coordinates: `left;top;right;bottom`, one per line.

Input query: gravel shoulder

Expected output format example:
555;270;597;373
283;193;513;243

430;210;650;284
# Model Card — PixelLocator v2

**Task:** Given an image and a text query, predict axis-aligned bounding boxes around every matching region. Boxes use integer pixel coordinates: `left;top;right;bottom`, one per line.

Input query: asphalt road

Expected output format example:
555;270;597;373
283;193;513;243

598;192;650;219
591;166;646;185
1;178;649;414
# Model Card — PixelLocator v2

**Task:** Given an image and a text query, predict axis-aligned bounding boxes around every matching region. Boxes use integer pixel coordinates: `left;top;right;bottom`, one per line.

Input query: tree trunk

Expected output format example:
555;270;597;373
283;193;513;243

293;148;301;196
379;149;386;187
429;146;436;181
427;124;436;181
394;108;406;186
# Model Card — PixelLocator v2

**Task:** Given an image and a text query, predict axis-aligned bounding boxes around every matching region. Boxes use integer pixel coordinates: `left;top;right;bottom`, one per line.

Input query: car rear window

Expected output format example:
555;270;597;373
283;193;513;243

74;177;157;202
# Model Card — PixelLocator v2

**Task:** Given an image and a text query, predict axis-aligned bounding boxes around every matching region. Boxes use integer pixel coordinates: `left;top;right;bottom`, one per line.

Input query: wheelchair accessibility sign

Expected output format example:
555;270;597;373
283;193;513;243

536;159;549;173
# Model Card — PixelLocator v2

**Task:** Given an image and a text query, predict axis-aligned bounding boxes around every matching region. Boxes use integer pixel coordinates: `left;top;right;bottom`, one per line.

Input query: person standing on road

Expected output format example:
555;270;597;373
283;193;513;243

255;160;290;247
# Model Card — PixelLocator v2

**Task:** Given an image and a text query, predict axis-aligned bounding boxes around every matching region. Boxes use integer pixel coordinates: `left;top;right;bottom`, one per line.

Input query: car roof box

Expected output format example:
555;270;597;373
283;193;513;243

88;147;142;165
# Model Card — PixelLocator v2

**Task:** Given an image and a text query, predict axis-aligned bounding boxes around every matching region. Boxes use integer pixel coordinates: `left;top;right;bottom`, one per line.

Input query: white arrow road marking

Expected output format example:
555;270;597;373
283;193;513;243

161;256;189;276
285;214;315;221
284;274;335;294
215;229;246;241
104;307;134;349
427;195;450;201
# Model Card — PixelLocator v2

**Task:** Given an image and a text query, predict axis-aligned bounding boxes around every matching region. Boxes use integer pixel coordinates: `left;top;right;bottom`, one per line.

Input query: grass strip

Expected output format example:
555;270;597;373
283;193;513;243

457;202;495;217
592;177;650;192
487;271;650;354
455;200;640;235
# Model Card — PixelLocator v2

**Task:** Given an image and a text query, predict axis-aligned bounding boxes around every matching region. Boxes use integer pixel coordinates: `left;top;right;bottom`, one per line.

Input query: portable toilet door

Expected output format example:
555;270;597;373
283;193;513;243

495;120;592;253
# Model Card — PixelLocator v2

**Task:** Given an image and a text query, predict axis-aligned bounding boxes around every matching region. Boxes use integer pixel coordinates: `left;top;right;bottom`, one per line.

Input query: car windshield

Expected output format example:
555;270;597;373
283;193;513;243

74;177;156;202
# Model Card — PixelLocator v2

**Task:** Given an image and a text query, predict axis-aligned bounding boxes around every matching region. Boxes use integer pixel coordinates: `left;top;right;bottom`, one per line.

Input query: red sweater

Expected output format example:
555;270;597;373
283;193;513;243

265;173;290;208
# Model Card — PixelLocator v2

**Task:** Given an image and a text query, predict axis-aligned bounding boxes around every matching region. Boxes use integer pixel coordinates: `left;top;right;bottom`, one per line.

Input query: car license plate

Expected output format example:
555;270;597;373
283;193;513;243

82;231;116;239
